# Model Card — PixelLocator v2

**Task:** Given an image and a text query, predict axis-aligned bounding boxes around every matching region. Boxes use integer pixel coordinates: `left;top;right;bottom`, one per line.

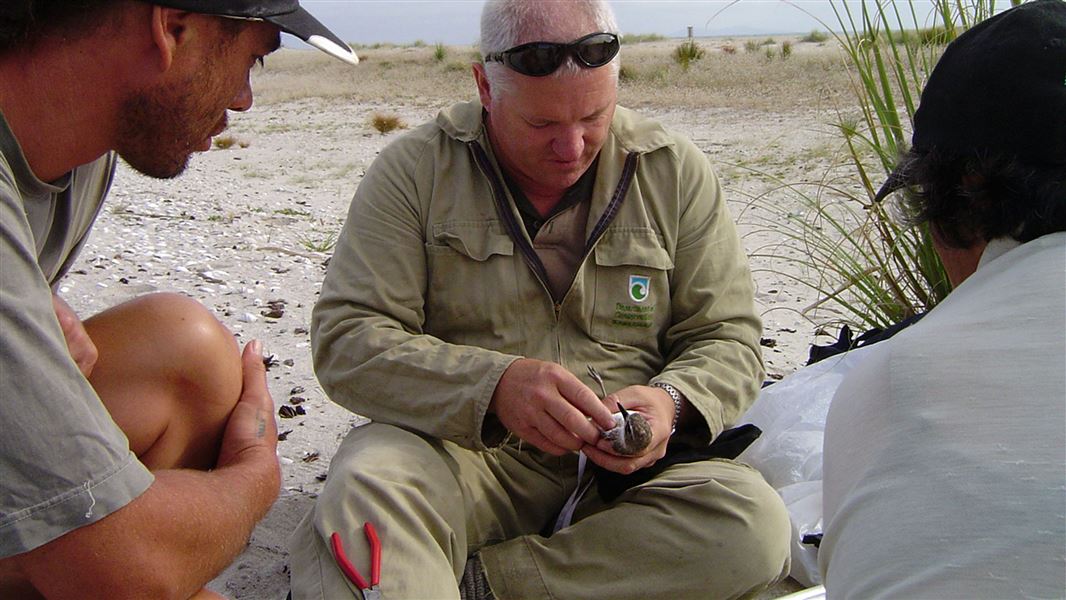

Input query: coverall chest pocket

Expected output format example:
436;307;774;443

590;229;674;346
424;221;519;344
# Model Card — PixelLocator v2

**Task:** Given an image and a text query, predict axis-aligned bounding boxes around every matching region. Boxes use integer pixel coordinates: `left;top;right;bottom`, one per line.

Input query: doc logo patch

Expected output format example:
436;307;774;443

628;275;650;303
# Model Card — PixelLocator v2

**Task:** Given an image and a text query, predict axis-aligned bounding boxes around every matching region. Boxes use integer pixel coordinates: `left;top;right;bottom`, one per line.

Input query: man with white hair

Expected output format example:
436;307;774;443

290;1;791;597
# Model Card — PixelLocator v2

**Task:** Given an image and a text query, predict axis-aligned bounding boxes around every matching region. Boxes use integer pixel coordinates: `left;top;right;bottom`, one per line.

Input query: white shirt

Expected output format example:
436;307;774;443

820;233;1066;599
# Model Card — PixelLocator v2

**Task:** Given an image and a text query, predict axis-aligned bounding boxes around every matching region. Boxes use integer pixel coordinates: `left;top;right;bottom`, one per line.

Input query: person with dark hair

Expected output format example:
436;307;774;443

819;1;1066;597
0;2;356;597
289;1;792;598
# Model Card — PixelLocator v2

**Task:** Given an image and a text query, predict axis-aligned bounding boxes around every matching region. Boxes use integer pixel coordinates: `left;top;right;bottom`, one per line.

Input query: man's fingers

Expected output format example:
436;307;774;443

51;294;98;377
557;376;616;431
216;340;278;468
582;444;644;474
523;428;570;456
240;340;272;412
237;340;277;444
535;413;585;452
545;398;603;445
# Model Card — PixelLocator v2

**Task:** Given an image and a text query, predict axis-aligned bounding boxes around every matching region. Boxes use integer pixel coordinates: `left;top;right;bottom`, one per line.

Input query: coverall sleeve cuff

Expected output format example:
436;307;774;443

473;355;522;450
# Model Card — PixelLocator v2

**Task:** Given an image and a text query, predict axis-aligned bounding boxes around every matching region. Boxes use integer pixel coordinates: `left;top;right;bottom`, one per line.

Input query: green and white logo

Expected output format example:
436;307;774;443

628;275;650;303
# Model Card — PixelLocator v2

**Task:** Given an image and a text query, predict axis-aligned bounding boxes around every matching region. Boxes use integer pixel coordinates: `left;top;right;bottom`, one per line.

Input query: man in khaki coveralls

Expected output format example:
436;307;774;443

290;1;791;598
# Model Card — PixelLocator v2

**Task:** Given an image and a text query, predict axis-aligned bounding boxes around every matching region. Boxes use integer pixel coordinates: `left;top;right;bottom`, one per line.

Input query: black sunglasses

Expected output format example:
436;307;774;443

483;32;620;77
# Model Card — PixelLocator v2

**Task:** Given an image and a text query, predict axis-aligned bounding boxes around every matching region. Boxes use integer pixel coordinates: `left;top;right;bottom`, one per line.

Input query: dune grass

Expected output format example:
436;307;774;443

741;0;1014;330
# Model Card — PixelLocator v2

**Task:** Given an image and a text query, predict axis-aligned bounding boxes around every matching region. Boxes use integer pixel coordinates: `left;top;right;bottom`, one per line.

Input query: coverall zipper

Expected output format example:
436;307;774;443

468;142;640;314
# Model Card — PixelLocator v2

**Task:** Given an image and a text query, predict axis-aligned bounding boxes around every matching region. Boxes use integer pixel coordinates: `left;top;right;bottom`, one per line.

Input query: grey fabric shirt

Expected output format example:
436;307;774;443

0;110;154;557
820;234;1066;597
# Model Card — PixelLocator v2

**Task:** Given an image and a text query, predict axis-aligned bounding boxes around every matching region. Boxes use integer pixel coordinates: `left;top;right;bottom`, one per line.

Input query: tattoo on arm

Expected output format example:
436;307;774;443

256;410;267;438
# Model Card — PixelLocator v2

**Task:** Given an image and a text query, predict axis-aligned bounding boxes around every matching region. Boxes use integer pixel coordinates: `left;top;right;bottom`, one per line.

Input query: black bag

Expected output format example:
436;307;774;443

594;424;762;502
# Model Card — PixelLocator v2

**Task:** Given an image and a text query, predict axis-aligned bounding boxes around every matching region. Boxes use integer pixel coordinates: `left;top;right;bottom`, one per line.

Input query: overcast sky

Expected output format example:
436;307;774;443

299;0;954;46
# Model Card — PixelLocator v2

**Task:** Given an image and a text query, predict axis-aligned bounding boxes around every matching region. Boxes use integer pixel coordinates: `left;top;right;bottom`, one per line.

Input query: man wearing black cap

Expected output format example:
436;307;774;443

0;2;355;597
820;1;1065;597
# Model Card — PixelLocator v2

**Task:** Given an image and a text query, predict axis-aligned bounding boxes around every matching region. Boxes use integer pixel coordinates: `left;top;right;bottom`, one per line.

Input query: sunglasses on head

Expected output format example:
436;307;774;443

484;32;620;77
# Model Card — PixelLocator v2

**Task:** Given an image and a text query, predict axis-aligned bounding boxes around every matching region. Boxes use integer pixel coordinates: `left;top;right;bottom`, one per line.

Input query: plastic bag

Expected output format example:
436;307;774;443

737;346;875;586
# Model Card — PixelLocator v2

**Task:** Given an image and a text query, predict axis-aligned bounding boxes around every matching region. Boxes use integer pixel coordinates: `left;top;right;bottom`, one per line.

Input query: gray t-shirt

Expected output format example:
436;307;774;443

0;111;154;557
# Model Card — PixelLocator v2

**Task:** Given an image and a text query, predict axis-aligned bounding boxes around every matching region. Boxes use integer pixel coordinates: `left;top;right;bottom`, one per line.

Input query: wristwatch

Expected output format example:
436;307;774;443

651;382;683;434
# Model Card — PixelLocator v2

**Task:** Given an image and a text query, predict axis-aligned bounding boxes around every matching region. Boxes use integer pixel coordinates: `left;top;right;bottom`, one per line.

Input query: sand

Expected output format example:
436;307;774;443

59;42;857;598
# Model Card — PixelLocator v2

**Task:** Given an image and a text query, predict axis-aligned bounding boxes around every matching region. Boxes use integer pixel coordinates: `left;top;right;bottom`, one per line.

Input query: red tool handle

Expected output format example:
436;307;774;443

330;531;371;590
364;521;382;586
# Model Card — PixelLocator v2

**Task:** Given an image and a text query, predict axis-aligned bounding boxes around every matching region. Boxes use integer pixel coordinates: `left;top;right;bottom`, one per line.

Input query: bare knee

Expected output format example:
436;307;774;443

125;293;239;361
88;292;242;407
84;293;244;469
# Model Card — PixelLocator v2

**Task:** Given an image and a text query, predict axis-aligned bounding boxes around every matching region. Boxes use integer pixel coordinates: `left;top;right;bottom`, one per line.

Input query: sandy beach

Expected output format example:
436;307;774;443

61;36;861;598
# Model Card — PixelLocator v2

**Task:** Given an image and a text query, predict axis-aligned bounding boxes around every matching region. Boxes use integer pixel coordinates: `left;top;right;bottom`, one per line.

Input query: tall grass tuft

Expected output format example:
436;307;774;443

433;42;446;62
673;40;705;69
369;112;406;135
801;29;830;43
752;0;1010;330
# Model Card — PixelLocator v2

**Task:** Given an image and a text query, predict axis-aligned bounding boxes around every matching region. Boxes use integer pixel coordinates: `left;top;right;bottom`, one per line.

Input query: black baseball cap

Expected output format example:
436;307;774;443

153;0;359;65
875;0;1066;202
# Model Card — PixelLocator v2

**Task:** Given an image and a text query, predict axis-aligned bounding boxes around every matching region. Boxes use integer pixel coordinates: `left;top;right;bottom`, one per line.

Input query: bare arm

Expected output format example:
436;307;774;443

3;342;280;600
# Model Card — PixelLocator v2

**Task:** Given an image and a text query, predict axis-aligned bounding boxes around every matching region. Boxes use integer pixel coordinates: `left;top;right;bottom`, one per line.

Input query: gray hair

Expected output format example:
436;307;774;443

479;0;620;96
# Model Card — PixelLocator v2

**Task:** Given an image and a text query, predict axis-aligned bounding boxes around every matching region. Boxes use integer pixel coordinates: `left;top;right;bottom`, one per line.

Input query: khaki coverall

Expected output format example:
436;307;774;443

290;102;791;599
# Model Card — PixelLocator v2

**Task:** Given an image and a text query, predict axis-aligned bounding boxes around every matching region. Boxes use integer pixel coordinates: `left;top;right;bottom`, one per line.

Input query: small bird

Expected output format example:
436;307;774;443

603;403;653;456
587;365;652;455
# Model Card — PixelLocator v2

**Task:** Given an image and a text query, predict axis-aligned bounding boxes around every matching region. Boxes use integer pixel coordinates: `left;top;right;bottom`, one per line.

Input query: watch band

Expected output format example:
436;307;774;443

651;382;683;434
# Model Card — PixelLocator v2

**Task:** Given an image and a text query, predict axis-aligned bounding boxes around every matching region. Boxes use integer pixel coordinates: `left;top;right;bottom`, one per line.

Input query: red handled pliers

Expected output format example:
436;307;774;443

330;522;383;600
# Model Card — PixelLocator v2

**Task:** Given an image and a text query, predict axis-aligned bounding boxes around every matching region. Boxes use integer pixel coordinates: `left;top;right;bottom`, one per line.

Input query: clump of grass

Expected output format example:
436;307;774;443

618;63;637;82
764;46;777;60
781;40;793;59
761;37;777;46
433;42;446;62
744;39;760;53
213;135;248;150
370;112;406;135
274;207;311;218
672;40;705;69
801;29;829;43
298;230;339;253
916;25;953;46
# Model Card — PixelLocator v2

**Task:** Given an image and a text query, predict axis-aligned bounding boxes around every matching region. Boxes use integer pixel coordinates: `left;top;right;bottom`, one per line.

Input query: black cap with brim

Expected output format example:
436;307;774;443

152;0;359;65
875;0;1066;203
873;167;909;203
